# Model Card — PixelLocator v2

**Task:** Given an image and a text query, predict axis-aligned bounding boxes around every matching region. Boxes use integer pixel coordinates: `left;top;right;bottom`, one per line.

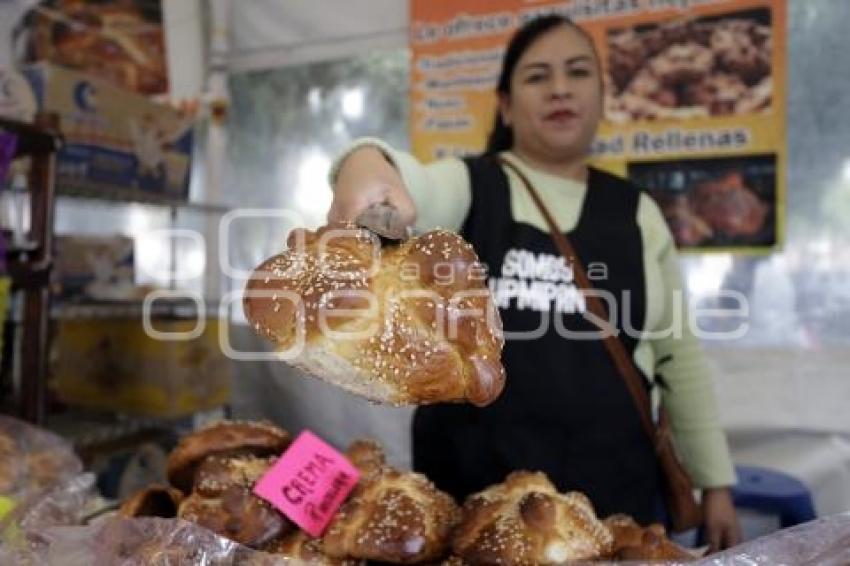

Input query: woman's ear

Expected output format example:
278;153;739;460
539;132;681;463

498;93;512;127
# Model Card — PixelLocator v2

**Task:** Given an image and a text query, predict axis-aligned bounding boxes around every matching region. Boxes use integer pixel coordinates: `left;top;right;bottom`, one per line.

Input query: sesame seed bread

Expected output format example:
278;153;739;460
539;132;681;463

244;223;505;407
194;454;278;497
451;471;614;565
320;441;461;563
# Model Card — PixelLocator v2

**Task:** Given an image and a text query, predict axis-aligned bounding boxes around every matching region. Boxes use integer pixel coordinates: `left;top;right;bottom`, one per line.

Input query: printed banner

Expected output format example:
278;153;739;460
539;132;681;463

1;0;169;96
410;0;786;252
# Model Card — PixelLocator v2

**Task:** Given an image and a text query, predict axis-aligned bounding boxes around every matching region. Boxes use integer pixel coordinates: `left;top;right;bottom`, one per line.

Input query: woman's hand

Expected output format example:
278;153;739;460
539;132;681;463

703;487;741;553
327;146;416;226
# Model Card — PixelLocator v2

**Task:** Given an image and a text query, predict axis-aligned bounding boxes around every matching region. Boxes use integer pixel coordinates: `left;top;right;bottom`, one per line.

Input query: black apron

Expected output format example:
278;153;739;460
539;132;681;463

412;155;661;524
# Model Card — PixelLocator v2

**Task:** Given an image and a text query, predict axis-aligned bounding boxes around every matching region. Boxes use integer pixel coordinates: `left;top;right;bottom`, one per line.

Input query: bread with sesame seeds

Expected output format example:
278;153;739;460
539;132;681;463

166;419;291;492
451;471;613;565
193;454;278;497
320;440;461;563
244;223;505;407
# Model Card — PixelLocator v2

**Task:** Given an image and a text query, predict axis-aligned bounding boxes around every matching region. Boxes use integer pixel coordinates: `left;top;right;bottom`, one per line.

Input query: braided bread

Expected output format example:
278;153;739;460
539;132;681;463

244;224;505;407
321;441;461;563
452;471;613;565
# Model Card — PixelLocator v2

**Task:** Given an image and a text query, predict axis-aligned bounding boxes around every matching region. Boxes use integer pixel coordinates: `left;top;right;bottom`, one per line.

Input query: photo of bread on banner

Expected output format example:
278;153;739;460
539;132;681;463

244;222;506;407
606;10;773;123
21;0;169;95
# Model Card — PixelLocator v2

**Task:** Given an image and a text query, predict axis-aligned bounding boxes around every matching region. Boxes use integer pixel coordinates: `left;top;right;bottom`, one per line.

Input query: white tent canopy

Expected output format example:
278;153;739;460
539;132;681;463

165;0;409;97
229;0;408;71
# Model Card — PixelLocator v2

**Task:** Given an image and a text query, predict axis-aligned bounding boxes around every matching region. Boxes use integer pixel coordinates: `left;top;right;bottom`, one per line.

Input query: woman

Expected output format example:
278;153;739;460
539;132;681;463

328;15;740;551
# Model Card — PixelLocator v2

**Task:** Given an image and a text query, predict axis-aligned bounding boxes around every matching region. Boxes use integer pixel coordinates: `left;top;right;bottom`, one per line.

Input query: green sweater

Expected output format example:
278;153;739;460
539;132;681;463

331;139;736;488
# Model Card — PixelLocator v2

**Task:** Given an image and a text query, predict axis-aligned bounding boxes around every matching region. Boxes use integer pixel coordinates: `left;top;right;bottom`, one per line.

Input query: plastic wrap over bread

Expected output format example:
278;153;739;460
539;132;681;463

0;415;84;505
0;473;98;564
697;512;850;566
244;223;505;407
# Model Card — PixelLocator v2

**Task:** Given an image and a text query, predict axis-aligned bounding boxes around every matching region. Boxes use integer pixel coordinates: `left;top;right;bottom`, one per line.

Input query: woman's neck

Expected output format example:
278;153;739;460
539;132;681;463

509;147;589;183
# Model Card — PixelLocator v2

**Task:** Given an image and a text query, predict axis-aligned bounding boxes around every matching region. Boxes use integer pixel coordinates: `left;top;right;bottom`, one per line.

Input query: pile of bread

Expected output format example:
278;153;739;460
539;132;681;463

119;420;695;564
24;0;169;94
606;15;772;122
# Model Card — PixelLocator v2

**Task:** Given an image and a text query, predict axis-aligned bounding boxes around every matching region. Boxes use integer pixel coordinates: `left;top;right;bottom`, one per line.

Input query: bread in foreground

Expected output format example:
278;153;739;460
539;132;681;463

244;223;505;407
451;471;613;565
321;439;461;563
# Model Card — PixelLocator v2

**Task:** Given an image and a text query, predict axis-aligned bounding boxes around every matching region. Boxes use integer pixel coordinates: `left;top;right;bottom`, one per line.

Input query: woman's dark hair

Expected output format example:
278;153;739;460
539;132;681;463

485;15;599;154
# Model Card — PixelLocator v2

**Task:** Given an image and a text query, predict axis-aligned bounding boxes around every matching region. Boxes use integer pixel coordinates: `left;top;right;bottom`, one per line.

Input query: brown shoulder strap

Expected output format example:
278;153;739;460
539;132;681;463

498;157;656;440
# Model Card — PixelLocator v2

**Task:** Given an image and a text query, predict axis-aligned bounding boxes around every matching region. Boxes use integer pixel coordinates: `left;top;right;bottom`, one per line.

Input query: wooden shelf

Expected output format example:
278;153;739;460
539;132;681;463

55;183;231;214
7;259;51;289
3;115;232;432
0;116;62;157
1;114;59;424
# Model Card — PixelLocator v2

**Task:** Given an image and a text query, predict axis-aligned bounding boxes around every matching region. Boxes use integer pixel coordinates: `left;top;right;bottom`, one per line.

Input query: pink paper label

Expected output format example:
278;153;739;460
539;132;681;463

253;430;360;537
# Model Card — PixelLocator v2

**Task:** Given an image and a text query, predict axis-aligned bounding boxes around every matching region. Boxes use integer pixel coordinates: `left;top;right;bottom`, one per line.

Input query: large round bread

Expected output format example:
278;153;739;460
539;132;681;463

320;441;461;563
243;223;505;407
452;471;613;565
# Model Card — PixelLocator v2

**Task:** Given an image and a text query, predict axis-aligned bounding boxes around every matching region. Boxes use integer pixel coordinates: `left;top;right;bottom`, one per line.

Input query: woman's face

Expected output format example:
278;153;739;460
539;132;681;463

500;24;603;161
